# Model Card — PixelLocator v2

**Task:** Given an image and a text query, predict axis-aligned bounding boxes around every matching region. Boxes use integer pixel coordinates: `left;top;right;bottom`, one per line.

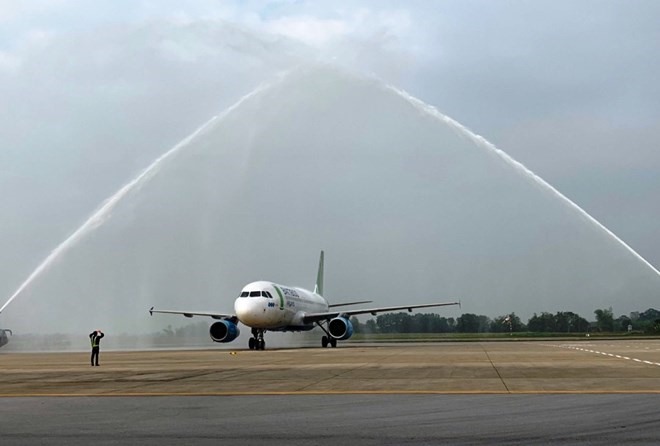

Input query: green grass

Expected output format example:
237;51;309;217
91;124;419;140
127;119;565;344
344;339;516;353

350;331;660;342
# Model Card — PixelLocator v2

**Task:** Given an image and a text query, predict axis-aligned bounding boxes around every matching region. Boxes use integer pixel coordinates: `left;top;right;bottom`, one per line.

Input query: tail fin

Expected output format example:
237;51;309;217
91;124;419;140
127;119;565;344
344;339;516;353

314;250;324;296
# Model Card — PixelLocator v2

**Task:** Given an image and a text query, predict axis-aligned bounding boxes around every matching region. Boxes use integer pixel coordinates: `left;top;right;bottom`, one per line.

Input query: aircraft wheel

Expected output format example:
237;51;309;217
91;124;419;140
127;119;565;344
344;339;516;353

321;336;329;348
330;338;337;348
258;339;265;350
248;337;256;350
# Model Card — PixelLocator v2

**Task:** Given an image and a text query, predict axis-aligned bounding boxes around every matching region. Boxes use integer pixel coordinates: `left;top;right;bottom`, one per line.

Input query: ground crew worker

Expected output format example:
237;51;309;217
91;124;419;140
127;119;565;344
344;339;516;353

89;330;104;366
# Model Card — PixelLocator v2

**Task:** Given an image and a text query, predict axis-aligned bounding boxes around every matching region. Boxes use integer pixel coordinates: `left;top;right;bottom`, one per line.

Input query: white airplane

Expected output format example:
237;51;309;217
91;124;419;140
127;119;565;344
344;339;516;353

149;251;460;350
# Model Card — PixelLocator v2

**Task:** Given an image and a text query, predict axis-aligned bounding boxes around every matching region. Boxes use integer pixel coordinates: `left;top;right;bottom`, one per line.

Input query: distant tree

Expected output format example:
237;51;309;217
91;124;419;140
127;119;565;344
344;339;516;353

403;313;454;333
638;308;660;322
377;313;413;333
554;312;571;332
350;317;361;334
457;313;478;333
527;312;588;333
446;317;457;333
375;314;395;333
565;312;590;333
629;308;660;332
556;312;589;333
457;313;489;333
491;313;526;333
433;316;455;333
411;313;433;333
370;313;460;333
652;319;660;334
527;312;556;332
615;315;632;332
594;307;615;332
162;325;174;337
477;315;492;333
365;319;378;333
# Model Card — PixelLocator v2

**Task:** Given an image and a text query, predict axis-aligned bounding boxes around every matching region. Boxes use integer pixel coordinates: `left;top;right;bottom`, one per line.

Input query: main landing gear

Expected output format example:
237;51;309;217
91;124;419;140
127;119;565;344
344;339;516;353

248;328;266;351
321;335;337;348
316;322;337;348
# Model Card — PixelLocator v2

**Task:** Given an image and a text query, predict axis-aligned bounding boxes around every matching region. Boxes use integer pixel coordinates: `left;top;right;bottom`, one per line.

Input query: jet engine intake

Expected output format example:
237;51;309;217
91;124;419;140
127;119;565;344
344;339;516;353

209;320;240;343
328;317;353;340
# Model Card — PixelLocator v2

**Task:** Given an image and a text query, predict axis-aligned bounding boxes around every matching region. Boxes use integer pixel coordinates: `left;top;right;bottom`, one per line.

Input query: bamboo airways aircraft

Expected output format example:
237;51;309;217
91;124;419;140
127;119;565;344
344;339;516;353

150;251;460;350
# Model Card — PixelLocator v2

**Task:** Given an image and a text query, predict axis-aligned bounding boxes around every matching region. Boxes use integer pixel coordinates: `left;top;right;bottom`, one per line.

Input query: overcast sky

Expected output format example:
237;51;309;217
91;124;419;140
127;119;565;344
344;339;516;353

1;1;659;332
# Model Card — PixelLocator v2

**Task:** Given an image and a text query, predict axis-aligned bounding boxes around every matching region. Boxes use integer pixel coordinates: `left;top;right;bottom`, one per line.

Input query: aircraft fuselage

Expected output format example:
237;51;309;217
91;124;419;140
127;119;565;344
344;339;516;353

234;281;328;331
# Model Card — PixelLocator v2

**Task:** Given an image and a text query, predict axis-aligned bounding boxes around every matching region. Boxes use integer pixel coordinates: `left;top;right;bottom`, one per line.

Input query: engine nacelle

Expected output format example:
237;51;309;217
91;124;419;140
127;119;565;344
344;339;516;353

209;320;240;343
328;317;353;340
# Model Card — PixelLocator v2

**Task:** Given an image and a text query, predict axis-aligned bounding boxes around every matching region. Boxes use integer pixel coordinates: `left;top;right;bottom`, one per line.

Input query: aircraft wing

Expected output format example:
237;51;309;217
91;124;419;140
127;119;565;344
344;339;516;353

328;300;373;308
302;301;461;324
149;307;235;320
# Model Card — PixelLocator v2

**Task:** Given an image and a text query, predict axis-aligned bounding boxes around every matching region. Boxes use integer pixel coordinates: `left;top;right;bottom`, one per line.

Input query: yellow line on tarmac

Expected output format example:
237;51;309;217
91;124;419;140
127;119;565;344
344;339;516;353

3;390;660;397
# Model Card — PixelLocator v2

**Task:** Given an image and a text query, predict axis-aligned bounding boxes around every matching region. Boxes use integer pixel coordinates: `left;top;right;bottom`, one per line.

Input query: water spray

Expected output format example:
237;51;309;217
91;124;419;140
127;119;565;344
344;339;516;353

0;83;272;314
3;66;658;317
386;84;660;279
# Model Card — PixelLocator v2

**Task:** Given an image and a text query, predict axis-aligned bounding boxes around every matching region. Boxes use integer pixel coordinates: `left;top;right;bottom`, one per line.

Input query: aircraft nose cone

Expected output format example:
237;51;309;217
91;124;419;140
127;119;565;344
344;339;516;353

235;297;265;327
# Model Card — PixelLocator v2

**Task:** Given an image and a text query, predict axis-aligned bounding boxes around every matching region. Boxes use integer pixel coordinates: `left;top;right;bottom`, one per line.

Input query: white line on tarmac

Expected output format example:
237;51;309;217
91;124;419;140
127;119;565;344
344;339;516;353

547;344;660;367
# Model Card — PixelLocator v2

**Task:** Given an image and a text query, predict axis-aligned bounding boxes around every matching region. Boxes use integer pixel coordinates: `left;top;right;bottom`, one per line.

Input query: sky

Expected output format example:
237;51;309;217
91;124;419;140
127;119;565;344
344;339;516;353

1;1;659;334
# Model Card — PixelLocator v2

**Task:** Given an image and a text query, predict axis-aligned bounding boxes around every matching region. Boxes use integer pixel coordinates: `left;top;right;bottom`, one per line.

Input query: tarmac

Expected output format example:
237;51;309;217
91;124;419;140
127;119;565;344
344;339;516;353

2;339;660;395
3;340;660;445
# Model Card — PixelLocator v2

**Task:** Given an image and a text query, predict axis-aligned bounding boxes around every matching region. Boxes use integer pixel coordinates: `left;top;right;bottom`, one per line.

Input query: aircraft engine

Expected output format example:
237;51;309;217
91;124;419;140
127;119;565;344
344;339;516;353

328;317;353;340
209;320;240;343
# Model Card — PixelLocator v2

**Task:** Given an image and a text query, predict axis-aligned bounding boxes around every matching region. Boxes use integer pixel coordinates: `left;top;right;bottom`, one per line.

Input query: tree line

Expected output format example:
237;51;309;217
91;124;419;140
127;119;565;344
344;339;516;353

350;307;660;334
158;308;660;337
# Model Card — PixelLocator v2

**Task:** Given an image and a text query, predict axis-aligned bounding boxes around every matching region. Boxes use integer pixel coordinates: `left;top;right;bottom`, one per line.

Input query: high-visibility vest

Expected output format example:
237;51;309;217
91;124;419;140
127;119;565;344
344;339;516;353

91;336;100;347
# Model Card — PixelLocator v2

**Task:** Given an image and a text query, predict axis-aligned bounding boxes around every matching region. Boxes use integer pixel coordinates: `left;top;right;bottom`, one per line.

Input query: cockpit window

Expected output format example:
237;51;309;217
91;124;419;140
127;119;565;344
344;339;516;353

240;291;249;297
249;291;261;297
264;291;273;298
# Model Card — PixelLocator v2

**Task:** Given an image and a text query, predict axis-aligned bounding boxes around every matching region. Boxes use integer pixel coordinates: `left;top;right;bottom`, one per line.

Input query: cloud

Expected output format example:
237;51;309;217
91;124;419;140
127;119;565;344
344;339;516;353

0;0;69;23
264;15;349;46
0;50;20;72
1;1;659;330
0;19;311;305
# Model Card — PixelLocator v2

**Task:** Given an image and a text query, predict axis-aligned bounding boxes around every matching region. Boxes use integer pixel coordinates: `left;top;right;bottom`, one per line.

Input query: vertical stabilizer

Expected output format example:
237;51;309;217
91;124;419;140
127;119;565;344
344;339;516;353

314;250;324;296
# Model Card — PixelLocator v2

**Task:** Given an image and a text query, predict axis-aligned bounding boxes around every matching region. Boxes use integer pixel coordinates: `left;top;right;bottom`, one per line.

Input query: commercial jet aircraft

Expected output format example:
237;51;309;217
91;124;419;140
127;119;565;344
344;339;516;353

149;251;460;350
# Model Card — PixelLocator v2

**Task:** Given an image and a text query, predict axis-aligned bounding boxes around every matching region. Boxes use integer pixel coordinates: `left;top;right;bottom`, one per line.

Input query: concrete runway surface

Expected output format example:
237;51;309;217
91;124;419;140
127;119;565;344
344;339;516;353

2;340;660;444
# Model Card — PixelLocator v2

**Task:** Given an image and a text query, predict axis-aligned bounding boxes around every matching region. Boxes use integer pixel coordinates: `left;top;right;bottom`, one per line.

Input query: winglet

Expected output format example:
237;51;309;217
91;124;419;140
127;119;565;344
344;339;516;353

314;250;324;296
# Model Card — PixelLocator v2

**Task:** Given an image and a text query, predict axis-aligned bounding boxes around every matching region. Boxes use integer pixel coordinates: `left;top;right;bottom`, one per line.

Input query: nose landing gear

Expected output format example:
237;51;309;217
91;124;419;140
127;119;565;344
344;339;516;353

249;328;266;350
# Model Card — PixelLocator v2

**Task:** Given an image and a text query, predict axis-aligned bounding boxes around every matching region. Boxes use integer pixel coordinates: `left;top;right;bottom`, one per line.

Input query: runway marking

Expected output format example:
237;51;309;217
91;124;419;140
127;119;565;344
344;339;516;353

4;389;660;397
549;344;660;368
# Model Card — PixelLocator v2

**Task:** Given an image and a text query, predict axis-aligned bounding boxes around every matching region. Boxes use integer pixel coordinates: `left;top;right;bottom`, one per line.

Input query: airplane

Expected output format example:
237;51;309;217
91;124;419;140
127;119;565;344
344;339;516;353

0;328;12;348
149;251;460;350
